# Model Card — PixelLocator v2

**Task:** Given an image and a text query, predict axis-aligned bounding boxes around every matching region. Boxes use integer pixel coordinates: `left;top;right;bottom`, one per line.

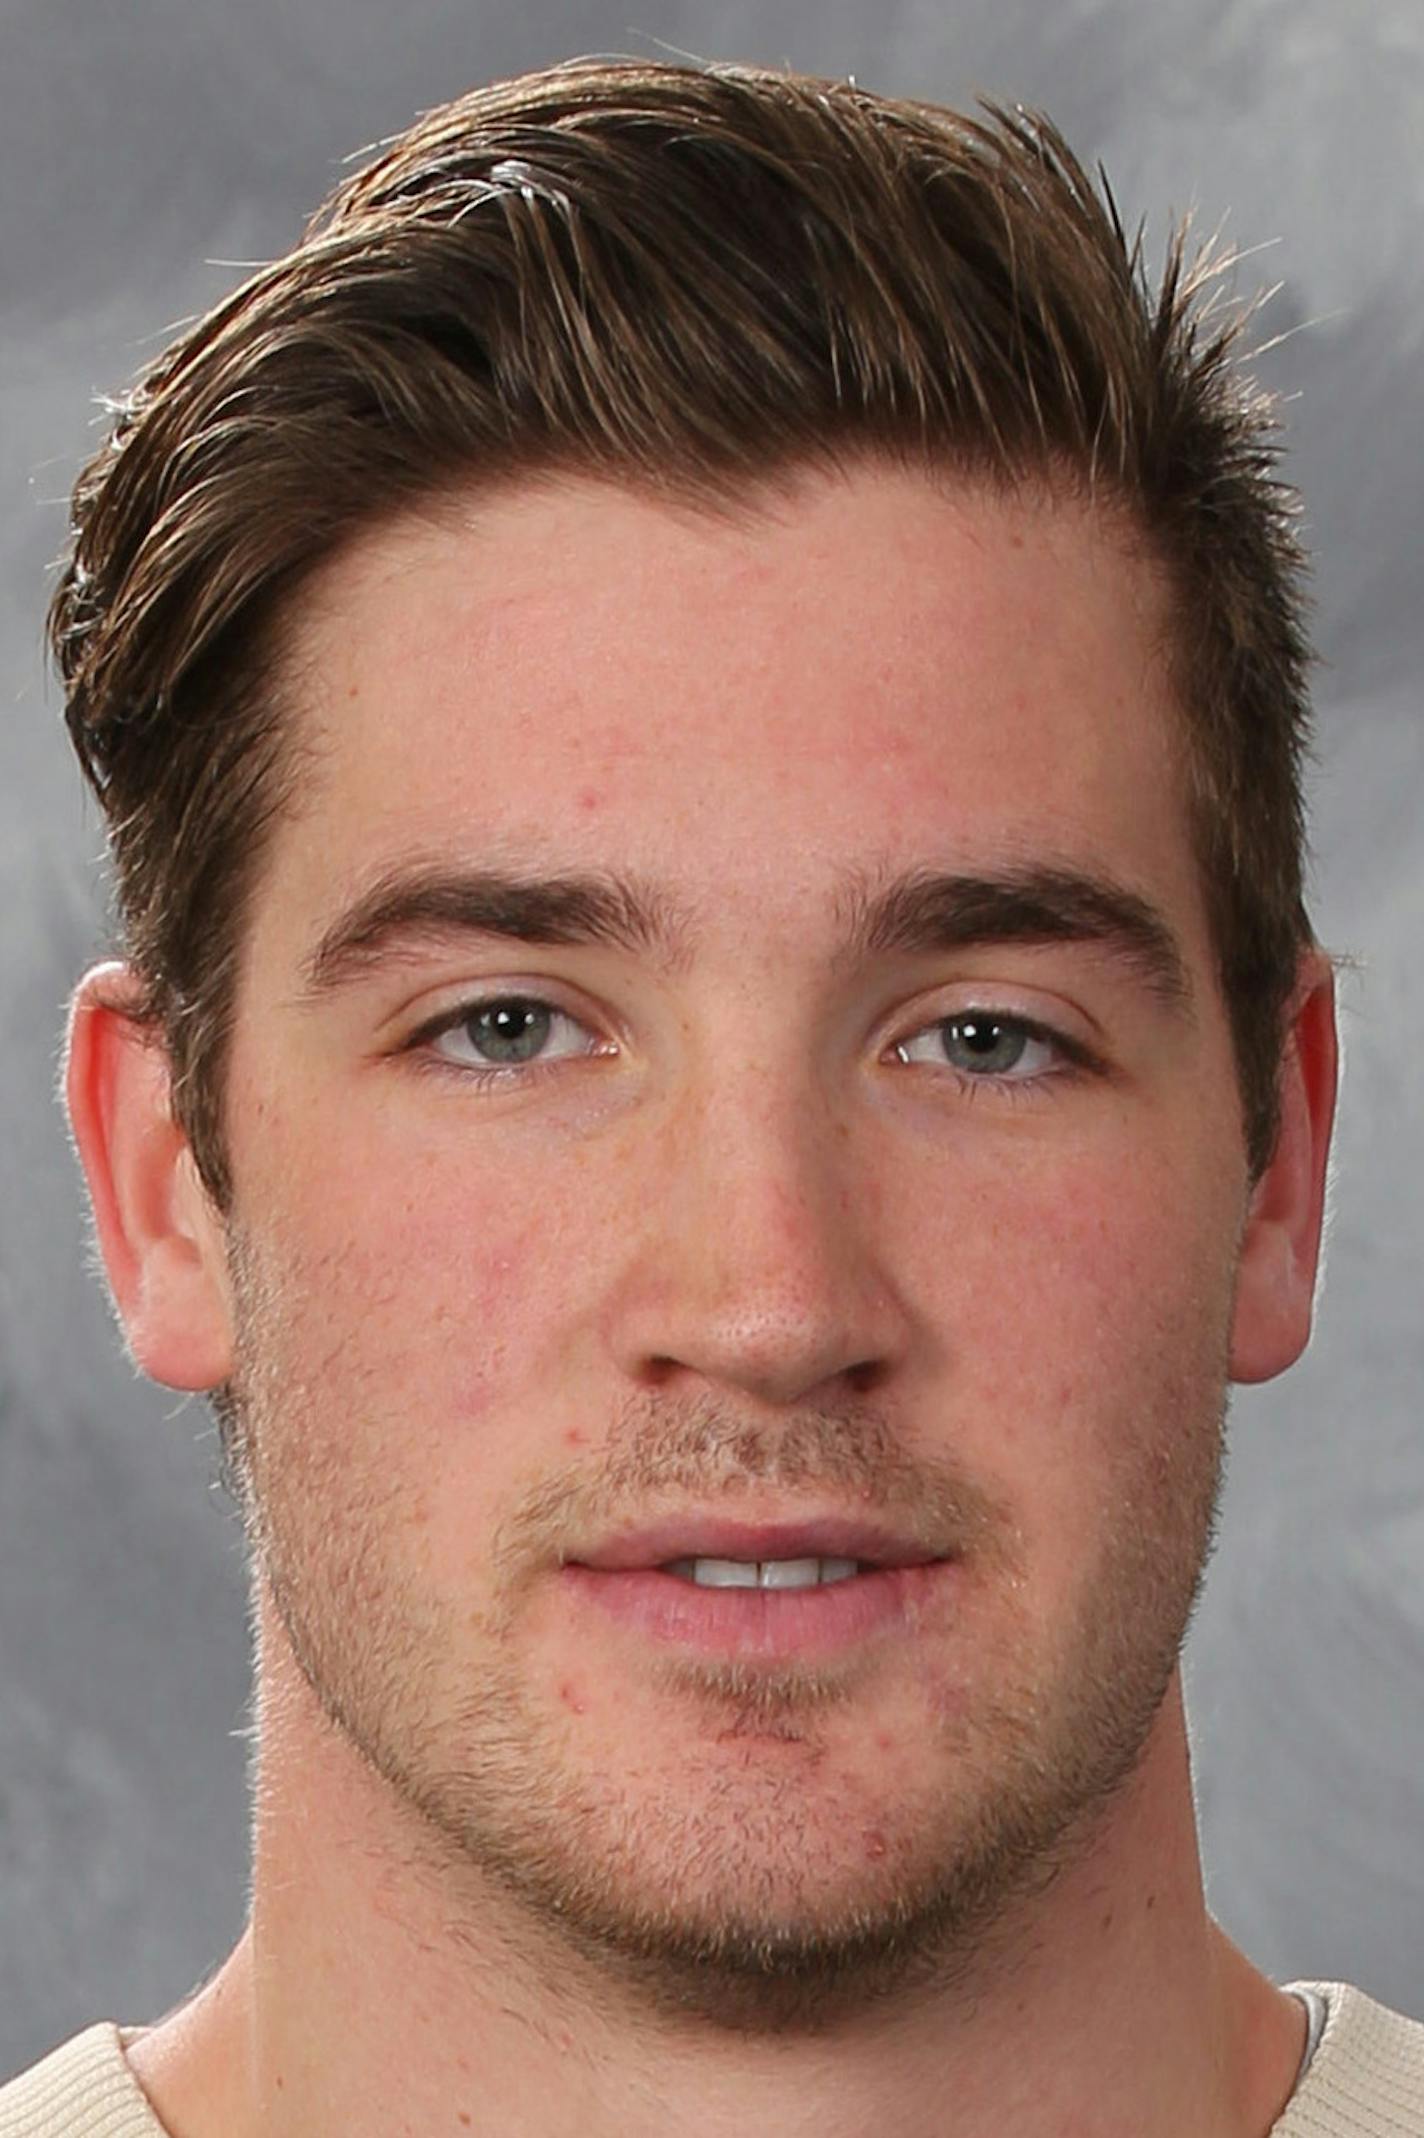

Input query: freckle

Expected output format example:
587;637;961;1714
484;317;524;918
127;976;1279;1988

1100;1909;1114;1933
1145;1891;1157;1911
459;2116;472;2129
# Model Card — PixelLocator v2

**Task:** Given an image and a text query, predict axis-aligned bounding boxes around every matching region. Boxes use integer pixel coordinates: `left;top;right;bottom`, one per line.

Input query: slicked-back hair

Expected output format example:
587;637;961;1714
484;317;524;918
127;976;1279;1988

52;57;1313;1206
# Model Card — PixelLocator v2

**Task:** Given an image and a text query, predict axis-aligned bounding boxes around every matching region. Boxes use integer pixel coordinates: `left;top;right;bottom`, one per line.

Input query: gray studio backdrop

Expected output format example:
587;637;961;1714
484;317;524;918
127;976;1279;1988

3;0;1421;2074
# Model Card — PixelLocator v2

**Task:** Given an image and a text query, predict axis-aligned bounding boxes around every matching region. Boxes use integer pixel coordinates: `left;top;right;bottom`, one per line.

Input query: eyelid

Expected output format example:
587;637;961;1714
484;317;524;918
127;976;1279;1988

882;985;1095;1057
400;984;613;1068
898;1015;1058;1073
884;1000;1105;1085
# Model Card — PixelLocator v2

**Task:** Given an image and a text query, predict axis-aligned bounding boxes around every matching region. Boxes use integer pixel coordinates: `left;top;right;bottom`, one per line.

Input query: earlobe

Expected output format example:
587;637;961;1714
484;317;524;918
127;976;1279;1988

1229;954;1339;1385
65;963;235;1391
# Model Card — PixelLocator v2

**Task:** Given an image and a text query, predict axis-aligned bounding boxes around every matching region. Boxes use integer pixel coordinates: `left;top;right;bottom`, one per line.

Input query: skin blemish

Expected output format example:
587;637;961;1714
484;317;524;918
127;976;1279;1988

564;1426;587;1447
577;786;601;812
558;1679;587;1714
863;1829;888;1860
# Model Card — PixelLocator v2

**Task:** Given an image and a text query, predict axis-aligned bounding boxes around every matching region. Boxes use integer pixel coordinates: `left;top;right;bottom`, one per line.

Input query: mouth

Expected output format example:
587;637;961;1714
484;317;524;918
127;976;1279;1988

661;1555;862;1588
561;1517;953;1659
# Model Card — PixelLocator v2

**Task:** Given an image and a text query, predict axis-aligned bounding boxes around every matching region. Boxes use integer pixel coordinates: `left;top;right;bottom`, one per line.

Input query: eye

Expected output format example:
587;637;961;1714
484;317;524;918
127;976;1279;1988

417;994;605;1073
893;1011;1066;1082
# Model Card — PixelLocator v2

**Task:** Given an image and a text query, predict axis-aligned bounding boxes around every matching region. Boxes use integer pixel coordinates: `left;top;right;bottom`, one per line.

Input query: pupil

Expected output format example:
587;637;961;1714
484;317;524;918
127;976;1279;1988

945;1016;1026;1073
473;998;551;1063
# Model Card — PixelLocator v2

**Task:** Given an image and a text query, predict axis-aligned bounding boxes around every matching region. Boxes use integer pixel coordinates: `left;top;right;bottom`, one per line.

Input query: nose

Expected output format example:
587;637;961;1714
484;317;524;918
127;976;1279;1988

603;1063;913;1409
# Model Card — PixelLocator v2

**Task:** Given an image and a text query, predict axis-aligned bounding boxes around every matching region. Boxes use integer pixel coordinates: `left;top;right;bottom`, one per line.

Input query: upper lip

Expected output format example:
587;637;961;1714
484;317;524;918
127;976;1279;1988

568;1517;947;1571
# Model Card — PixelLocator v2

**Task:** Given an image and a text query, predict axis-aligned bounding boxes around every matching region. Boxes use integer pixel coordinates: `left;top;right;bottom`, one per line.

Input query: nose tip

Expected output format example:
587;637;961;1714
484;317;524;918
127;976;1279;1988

607;1128;910;1411
638;1311;895;1409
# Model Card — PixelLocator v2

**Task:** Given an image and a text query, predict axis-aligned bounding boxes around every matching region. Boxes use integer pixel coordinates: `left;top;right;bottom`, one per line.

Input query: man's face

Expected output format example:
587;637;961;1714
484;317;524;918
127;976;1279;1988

215;466;1252;2017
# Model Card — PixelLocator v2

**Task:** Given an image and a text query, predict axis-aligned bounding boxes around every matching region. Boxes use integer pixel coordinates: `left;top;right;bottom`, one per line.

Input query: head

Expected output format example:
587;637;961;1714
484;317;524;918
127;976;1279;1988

53;58;1312;1208
56;61;1335;2025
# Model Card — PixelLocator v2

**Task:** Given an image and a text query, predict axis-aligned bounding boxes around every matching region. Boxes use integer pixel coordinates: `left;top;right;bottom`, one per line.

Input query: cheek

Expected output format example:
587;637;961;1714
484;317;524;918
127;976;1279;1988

909;1130;1233;1333
232;1129;600;1542
892;1135;1238;1525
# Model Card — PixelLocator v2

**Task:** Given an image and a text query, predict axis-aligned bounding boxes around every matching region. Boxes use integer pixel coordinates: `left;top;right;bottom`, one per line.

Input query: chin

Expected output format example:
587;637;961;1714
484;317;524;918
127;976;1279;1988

423;1742;1090;2033
351;1631;1159;2034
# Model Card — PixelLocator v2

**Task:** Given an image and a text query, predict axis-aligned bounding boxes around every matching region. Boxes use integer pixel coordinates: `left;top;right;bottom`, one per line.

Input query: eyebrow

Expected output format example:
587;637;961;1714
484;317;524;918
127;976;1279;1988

838;864;1191;1007
298;858;1191;1010
299;864;691;997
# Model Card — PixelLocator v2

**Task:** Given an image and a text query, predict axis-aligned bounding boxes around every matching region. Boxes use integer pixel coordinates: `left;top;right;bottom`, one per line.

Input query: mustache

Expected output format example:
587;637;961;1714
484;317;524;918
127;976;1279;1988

490;1392;1016;1579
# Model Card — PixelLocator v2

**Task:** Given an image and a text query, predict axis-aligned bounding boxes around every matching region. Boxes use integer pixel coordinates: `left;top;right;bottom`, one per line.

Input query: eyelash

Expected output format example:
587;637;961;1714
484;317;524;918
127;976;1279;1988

889;1009;1098;1096
403;993;1099;1097
404;994;609;1086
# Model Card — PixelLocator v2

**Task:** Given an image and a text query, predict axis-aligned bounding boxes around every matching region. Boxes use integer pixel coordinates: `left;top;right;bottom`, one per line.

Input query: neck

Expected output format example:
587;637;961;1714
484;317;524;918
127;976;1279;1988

129;1610;1304;2138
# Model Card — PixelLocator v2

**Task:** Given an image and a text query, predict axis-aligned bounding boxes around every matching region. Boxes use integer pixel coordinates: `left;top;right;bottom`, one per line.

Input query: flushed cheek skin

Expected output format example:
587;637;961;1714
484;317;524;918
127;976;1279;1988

213;467;1254;2012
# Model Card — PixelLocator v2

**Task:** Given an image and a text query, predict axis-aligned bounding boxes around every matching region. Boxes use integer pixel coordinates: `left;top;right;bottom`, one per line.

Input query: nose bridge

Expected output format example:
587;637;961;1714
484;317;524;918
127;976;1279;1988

699;1060;843;1274
606;1035;907;1405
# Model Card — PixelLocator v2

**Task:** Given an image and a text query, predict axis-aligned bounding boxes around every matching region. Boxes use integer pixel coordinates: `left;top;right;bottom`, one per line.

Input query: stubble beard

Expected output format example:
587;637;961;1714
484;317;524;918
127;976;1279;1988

218;1250;1225;2033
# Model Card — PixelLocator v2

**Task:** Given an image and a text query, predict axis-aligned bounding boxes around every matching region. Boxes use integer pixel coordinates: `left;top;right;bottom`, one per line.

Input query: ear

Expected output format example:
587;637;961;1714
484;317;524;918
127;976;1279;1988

64;963;235;1391
1229;952;1338;1384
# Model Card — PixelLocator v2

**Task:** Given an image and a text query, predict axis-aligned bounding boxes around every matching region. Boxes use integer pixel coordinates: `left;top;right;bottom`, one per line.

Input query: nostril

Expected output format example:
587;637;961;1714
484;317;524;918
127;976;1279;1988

845;1359;886;1396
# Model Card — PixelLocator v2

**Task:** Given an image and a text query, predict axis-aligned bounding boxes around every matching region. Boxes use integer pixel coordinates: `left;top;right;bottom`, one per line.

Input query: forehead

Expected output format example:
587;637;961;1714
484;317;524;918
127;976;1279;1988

266;463;1201;958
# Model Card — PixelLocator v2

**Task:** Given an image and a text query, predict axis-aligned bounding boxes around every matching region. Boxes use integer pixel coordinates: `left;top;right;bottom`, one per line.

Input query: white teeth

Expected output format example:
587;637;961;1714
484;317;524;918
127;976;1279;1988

818;1557;859;1585
663;1557;865;1588
758;1558;823;1589
686;1557;760;1588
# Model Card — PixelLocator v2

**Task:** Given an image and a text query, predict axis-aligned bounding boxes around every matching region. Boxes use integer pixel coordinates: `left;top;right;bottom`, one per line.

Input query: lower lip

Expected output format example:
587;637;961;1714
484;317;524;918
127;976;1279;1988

561;1563;950;1658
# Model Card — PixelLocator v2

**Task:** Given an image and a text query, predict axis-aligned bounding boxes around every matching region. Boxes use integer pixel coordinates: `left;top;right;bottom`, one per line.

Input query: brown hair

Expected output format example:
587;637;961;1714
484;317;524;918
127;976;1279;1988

51;57;1313;1204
